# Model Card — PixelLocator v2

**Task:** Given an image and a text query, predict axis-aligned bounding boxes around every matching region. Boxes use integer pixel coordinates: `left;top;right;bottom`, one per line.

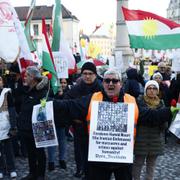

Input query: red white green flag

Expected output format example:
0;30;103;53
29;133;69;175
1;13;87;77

122;7;180;50
42;18;59;94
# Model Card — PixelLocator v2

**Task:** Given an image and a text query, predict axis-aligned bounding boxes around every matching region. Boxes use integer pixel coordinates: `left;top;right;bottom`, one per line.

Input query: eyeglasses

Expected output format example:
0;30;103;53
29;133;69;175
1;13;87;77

154;76;162;79
82;72;94;76
146;87;158;90
103;78;120;84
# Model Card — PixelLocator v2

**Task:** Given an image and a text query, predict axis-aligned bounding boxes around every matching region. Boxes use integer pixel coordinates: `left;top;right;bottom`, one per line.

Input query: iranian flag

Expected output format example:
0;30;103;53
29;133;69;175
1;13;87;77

51;0;76;74
122;7;180;50
24;0;36;52
42;18;59;94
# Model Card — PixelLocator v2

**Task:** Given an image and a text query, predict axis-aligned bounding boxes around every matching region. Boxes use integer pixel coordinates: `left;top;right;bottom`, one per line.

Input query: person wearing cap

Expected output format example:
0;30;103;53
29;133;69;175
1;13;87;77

152;72;171;107
64;62;102;178
54;69;139;180
17;66;48;180
132;80;179;180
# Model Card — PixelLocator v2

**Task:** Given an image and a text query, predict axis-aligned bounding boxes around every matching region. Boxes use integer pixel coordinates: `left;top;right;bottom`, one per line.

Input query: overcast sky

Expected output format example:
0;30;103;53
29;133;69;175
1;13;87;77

10;0;170;34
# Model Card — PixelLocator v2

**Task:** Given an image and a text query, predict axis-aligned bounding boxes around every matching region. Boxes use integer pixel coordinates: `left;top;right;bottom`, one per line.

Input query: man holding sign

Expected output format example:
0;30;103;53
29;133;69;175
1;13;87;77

54;69;139;180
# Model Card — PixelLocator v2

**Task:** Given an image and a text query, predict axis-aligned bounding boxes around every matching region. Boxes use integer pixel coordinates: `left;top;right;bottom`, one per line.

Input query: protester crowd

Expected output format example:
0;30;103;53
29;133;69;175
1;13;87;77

0;60;179;180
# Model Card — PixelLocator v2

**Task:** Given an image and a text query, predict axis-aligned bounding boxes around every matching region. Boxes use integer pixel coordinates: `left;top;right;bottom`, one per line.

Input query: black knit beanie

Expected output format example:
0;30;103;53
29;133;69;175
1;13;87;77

81;62;97;74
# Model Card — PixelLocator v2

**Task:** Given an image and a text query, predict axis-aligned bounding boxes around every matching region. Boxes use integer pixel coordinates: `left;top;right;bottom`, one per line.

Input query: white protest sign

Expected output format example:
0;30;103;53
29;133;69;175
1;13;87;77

32;101;58;148
172;49;180;72
169;102;180;139
53;52;68;79
115;51;124;71
169;113;180;139
88;101;135;163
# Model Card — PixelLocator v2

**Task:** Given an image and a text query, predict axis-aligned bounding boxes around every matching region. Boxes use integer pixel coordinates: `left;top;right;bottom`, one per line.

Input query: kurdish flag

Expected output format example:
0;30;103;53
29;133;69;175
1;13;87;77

42;18;59;94
122;7;180;50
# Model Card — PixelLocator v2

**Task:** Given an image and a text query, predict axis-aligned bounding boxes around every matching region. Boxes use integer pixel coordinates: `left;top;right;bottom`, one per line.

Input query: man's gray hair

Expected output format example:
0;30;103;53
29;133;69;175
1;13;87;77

26;66;42;81
103;69;121;81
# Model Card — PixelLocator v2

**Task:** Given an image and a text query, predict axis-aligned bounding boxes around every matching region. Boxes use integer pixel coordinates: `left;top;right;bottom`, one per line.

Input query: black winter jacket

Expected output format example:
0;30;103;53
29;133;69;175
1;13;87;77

64;78;102;99
17;84;47;136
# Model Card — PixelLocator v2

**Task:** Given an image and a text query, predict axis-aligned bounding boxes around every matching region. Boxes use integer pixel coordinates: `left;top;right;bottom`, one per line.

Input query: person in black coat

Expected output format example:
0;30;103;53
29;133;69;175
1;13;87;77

64;62;102;178
47;78;71;171
17;66;48;180
169;72;180;102
53;69;139;180
124;68;144;98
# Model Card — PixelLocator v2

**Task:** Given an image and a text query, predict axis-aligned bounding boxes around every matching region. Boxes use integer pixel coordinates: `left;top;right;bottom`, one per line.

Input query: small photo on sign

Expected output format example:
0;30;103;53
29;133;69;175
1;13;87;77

32;120;55;143
96;102;128;132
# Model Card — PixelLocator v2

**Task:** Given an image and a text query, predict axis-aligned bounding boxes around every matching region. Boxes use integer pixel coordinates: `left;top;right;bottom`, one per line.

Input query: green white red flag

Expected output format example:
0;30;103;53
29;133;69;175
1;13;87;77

122;7;180;50
42;18;59;94
51;0;76;74
24;0;36;52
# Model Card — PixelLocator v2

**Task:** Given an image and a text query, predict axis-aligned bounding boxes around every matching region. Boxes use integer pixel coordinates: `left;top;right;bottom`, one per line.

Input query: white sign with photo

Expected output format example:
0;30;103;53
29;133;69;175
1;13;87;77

115;51;124;71
88;101;135;163
169;112;180;139
32;101;58;148
53;52;68;79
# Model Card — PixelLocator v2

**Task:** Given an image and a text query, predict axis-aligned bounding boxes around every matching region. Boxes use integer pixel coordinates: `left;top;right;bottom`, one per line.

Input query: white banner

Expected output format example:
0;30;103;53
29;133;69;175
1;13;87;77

32;101;58;148
88;101;135;163
0;0;19;62
53;52;68;79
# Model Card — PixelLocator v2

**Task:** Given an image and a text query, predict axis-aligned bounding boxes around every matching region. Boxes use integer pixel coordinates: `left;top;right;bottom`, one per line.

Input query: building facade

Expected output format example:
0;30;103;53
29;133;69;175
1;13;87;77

89;35;115;58
15;4;79;54
167;0;180;23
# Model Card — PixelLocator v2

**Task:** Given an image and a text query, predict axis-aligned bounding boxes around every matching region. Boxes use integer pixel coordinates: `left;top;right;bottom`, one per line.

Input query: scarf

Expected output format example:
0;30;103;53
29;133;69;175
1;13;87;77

144;95;160;109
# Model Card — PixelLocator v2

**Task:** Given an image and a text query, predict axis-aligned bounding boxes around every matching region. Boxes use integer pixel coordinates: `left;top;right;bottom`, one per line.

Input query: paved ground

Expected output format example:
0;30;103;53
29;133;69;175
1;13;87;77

2;135;180;180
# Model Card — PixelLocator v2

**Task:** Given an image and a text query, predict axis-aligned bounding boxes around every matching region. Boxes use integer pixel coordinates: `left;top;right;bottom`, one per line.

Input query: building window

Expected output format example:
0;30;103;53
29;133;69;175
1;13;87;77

33;24;39;35
46;24;51;35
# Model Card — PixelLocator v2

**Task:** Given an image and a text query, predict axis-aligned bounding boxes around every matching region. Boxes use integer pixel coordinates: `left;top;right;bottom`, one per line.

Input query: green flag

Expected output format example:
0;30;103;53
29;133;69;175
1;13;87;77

51;0;76;73
24;0;36;52
51;0;61;51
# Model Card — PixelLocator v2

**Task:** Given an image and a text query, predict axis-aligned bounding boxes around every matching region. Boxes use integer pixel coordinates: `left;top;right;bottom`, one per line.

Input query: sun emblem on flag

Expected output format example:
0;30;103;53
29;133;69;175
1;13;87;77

142;17;158;39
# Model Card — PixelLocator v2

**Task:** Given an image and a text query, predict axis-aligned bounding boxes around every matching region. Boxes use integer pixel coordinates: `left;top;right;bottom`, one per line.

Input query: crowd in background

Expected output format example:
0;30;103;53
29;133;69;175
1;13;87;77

0;59;179;180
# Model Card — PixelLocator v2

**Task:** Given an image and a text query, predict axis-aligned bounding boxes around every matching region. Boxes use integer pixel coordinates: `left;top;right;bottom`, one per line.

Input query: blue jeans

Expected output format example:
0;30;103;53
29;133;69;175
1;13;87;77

47;127;66;162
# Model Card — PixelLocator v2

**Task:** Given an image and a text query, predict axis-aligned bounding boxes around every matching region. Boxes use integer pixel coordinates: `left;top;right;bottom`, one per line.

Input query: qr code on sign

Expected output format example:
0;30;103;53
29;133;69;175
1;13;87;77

96;102;128;132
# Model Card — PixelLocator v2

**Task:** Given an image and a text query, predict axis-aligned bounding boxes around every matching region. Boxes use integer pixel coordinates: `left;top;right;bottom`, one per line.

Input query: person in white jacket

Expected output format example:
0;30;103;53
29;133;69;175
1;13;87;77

0;75;17;179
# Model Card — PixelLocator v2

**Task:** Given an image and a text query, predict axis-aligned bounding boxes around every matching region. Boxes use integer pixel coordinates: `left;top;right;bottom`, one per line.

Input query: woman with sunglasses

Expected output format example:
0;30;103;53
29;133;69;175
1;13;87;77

132;80;178;180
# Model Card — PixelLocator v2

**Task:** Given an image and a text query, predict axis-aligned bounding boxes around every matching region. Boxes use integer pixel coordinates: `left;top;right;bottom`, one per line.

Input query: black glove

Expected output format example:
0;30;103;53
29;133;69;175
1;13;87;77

8;128;17;137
